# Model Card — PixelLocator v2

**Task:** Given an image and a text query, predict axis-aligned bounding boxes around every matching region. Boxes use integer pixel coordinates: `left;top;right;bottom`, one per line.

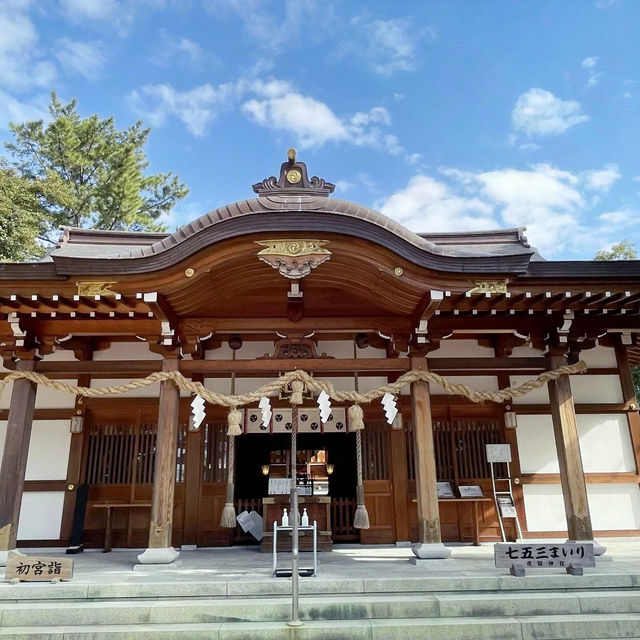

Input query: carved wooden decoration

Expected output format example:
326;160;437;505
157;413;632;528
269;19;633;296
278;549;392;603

256;239;331;279
468;280;508;294
76;281;117;297
260;338;332;360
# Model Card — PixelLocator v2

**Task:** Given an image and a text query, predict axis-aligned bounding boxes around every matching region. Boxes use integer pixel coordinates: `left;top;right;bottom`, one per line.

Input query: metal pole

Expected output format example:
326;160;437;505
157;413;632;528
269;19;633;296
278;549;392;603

288;404;303;627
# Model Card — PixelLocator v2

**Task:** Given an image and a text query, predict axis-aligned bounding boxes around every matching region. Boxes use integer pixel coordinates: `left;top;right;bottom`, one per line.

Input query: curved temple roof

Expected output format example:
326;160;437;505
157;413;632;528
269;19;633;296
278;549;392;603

1;155;639;280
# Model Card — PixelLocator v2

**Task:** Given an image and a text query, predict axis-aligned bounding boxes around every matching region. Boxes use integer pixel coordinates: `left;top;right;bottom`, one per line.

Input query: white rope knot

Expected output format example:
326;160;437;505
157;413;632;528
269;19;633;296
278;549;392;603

227;408;243;436
290;379;305;405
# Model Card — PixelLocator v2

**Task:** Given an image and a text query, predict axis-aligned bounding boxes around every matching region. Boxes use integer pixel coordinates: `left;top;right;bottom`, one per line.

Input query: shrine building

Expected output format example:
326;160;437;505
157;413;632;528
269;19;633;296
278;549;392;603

1;152;639;564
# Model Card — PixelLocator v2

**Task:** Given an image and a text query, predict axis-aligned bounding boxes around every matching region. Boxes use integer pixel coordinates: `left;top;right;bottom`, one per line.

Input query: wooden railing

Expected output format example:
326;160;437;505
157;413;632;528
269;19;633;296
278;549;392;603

331;497;359;541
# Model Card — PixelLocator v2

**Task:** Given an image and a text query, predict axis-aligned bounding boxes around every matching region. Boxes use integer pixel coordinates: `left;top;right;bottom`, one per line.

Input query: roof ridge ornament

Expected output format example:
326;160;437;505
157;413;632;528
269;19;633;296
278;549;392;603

252;148;335;197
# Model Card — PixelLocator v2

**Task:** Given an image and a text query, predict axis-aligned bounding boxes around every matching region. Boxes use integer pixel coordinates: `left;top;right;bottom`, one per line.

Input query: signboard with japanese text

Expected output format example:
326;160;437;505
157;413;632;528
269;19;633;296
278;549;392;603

458;485;484;498
494;543;595;569
268;477;292;495
5;553;73;581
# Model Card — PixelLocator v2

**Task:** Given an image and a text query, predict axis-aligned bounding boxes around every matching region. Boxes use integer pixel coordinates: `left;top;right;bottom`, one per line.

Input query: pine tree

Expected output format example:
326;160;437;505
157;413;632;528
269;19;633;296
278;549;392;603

3;92;188;257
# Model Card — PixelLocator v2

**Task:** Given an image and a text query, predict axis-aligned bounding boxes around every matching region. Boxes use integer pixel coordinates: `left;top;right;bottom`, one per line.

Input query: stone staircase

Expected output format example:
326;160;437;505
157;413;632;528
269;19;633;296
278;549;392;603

1;573;639;639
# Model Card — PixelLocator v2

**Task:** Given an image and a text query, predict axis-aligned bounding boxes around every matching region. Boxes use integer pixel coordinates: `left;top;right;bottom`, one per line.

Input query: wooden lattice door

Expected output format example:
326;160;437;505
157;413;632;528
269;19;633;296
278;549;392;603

81;404;187;549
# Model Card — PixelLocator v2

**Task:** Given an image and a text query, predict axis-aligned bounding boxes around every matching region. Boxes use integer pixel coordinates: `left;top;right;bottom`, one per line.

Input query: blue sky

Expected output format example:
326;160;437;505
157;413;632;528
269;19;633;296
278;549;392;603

1;0;639;259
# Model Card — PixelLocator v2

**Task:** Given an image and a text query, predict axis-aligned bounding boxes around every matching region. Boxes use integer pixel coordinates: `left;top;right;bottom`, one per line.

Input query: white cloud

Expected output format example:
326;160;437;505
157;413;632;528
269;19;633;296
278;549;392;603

55;38;105;79
583;164;621;192
152;33;207;67
128;75;414;158
379;164;619;256
59;0;121;22
127;82;241;136
598;210;637;225
242;81;407;155
379;175;497;233
0;0;56;92
208;0;330;54
519;142;541;152
350;17;428;75
511;88;589;137
581;56;603;87
58;0;168;34
0;89;49;129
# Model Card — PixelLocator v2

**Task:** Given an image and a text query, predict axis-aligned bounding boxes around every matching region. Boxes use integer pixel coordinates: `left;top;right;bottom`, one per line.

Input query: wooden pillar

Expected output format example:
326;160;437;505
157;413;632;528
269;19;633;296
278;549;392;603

0;360;37;562
409;357;450;559
547;354;594;542
614;339;640;474
137;357;181;564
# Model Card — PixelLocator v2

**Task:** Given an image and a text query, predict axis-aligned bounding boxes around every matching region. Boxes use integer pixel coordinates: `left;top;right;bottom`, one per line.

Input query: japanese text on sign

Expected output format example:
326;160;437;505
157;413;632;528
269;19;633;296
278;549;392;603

494;543;595;569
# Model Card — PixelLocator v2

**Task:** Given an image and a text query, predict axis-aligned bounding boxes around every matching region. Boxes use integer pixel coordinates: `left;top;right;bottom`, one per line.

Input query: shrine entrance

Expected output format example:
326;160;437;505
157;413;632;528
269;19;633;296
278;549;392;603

233;432;358;545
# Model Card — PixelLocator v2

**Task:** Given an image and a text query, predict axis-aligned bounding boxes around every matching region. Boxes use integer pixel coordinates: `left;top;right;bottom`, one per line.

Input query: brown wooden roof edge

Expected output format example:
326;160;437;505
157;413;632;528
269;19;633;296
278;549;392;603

59;227;169;247
419;227;530;246
522;260;640;279
42;208;536;277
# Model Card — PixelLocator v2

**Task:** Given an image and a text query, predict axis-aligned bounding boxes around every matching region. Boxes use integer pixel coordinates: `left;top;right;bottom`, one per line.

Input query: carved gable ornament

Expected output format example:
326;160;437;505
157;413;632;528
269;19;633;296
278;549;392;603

252;148;335;197
255;239;331;279
468;279;508;294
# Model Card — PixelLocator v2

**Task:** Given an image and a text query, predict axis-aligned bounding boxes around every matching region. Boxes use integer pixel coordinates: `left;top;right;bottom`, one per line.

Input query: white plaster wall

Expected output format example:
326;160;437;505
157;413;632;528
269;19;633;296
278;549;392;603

43;350;77;361
93;342;163;360
581;346;618;368
571;375;623;404
35;380;77;409
430;375;499;396
516;414;557;474
522;484;566;531
523;483;640;531
427;339;495;358
517;413;635;474
510;344;545;358
576;414;635;473
0;382;12;409
0;420;71;480
588;484;640;530
18;491;65;540
25;420;71;481
510;375;549;404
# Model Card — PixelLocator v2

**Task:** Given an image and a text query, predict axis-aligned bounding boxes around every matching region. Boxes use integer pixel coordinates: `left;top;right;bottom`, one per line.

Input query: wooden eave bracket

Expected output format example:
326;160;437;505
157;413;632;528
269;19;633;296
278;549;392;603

415;290;444;344
143;292;178;346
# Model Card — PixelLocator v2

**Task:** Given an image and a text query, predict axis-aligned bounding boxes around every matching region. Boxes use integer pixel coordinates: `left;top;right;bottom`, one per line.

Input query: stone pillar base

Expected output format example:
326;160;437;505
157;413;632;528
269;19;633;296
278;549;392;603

566;539;607;556
136;547;180;564
411;542;452;559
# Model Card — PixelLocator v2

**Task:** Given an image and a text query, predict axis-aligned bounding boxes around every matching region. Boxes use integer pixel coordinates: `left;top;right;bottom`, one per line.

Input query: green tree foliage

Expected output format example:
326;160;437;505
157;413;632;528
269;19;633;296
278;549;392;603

593;241;639;400
594;239;637;261
0;159;48;261
3;93;188;256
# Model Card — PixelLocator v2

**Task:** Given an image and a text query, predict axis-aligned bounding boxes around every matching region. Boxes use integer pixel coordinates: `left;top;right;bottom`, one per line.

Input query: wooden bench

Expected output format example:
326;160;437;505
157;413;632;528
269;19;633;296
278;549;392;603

93;503;152;552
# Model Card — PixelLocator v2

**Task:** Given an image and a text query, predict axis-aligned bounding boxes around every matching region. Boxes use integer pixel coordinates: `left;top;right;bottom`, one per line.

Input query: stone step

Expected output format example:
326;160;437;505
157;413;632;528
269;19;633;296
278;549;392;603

0;572;638;601
1;614;640;640
0;591;639;627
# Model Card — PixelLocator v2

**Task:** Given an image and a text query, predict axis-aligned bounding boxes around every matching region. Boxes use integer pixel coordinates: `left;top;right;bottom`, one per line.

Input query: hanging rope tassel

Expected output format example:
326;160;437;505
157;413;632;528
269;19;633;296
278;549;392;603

221;359;239;528
351;354;370;529
220;435;237;528
226;408;243;436
353;429;369;529
290;379;304;405
348;404;365;431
